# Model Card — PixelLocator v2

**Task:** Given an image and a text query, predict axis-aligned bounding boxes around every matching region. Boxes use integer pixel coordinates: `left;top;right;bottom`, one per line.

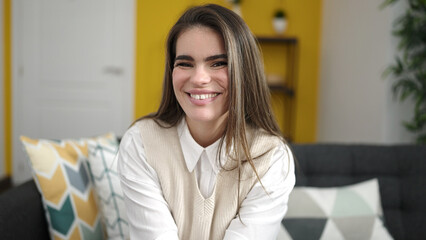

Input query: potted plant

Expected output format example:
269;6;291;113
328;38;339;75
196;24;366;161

382;0;426;143
226;0;242;16
273;9;287;34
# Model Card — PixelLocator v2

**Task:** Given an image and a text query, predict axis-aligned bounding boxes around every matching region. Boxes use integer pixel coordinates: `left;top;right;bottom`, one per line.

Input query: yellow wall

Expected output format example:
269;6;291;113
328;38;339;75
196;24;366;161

3;0;11;175
243;1;323;142
136;0;322;142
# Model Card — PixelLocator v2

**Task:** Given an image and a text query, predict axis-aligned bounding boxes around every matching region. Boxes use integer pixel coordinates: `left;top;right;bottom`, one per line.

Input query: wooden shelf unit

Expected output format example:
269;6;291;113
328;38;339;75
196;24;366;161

257;36;299;141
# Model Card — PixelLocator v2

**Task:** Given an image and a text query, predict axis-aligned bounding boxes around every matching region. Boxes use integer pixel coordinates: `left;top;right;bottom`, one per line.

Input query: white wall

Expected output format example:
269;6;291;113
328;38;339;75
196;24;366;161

317;0;415;143
0;0;5;178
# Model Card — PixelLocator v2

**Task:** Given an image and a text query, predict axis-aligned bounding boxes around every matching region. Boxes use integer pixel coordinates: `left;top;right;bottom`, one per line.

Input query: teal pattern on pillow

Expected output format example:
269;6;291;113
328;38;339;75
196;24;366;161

277;179;393;240
21;134;111;240
87;137;129;239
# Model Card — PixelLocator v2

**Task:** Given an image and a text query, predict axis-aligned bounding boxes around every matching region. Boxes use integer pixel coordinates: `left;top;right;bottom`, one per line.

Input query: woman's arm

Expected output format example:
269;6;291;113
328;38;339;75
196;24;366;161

117;125;179;240
223;143;296;240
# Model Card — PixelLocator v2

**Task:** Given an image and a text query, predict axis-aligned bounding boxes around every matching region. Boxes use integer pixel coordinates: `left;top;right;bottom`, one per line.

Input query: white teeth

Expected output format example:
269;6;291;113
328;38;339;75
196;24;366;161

190;93;218;100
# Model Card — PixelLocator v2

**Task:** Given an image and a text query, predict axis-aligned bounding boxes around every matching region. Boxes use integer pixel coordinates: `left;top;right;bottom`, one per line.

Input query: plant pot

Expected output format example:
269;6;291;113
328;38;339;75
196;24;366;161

273;17;287;34
232;4;242;17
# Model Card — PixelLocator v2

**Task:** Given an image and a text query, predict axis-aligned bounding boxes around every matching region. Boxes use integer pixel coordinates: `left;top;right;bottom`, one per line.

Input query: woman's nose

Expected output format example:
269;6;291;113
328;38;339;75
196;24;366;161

191;66;211;85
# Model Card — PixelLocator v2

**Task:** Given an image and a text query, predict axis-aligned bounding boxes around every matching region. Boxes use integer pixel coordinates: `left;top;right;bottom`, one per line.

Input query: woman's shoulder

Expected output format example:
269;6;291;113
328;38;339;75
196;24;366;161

249;126;283;145
132;117;154;127
120;122;144;147
133;117;174;129
244;127;284;159
120;118;152;142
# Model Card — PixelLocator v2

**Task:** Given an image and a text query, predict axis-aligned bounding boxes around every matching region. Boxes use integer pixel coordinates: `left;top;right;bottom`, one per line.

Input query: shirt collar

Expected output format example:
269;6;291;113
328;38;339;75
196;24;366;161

177;118;226;174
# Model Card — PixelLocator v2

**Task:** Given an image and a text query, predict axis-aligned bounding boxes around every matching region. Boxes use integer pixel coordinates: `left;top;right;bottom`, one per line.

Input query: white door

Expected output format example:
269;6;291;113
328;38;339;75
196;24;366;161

12;0;134;184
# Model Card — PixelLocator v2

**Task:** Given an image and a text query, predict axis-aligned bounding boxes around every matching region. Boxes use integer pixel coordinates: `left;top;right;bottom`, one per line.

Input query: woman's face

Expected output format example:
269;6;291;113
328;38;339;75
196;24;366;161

172;26;229;126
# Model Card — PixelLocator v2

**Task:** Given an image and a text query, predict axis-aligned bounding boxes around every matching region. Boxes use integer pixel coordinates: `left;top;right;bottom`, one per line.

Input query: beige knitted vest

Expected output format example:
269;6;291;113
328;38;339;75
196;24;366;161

137;119;280;240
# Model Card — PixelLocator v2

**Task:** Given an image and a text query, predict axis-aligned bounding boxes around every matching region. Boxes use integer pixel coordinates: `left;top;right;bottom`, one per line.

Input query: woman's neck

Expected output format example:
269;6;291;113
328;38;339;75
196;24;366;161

185;115;228;148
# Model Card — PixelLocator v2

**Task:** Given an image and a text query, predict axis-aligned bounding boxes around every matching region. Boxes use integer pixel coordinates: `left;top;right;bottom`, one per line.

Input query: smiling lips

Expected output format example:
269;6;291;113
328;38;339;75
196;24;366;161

190;93;219;100
187;92;220;105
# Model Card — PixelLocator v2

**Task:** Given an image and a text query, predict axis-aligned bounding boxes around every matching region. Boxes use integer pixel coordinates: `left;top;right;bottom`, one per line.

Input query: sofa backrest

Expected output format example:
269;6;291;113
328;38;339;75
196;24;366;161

291;144;426;240
0;180;49;239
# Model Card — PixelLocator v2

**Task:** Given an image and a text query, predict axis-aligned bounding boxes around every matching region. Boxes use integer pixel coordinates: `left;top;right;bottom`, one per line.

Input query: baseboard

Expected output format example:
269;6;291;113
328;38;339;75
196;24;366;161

0;176;12;194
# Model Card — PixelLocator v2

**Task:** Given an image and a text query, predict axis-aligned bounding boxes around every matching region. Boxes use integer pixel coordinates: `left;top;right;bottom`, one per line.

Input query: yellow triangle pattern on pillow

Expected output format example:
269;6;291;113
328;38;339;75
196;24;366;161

20;133;116;240
36;166;67;206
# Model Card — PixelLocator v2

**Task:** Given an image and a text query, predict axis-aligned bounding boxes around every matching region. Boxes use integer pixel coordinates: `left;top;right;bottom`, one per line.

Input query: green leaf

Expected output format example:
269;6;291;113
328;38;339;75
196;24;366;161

380;0;399;9
395;57;405;74
413;114;426;130
393;78;420;101
415;95;426;112
383;0;426;143
416;133;426;144
409;0;426;11
404;121;420;131
414;102;426;117
409;49;426;70
383;57;405;79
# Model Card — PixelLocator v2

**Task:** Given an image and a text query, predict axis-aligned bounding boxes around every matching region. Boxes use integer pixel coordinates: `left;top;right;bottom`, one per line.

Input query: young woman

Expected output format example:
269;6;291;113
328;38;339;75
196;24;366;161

117;4;295;240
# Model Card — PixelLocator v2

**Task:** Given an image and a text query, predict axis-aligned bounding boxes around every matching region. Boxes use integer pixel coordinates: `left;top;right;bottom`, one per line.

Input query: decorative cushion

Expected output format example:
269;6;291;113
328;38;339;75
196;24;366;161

278;179;393;240
20;134;116;240
87;137;129;239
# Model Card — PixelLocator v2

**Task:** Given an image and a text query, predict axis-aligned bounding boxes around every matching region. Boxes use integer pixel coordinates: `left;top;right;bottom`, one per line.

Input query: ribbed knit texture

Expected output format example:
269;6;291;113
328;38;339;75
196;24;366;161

137;119;280;240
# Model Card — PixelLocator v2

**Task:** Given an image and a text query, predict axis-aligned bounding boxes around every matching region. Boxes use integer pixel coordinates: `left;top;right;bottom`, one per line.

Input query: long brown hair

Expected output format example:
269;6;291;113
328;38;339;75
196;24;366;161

139;3;286;204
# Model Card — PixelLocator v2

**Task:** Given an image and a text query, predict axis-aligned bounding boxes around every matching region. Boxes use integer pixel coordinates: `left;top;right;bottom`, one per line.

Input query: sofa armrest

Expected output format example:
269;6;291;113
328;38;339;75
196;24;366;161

0;180;50;239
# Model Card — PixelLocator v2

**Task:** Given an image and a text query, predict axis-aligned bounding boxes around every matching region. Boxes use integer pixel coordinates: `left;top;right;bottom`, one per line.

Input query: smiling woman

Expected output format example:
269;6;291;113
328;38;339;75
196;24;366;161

117;4;295;240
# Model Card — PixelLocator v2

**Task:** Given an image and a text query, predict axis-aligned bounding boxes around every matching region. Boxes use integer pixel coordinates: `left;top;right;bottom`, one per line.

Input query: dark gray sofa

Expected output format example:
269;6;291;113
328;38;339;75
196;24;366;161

292;144;426;240
0;144;425;239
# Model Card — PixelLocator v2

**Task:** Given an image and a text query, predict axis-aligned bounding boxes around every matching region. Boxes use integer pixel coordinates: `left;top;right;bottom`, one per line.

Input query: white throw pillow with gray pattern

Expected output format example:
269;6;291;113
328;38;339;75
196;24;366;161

87;137;129;240
277;179;393;240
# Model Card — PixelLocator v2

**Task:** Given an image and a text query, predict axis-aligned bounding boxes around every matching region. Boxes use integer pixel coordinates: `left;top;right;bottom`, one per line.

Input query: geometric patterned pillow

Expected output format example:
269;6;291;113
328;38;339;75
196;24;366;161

87;138;129;239
277;179;393;240
20;134;116;240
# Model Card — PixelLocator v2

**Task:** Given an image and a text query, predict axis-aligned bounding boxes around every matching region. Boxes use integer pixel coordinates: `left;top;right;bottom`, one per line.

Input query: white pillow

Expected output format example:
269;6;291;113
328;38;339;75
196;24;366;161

277;179;393;240
87;137;129;239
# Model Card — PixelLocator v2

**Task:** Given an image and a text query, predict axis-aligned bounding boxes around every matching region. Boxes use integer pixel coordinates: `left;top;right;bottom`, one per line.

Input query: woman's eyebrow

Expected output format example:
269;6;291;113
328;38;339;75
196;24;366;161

175;54;227;62
205;54;227;61
175;55;193;61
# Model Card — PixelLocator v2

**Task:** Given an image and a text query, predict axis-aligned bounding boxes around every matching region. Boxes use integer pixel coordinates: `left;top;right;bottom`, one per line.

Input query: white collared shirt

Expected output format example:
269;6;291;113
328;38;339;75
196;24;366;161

177;119;227;198
117;119;295;240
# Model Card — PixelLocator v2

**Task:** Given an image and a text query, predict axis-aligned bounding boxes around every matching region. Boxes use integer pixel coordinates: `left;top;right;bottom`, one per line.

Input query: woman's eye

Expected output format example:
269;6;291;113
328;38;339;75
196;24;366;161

212;61;228;68
175;62;192;68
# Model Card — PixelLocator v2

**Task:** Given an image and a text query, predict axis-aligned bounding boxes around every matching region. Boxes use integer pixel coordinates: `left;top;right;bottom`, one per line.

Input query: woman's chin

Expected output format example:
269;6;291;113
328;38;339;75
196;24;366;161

185;112;228;125
186;115;216;124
